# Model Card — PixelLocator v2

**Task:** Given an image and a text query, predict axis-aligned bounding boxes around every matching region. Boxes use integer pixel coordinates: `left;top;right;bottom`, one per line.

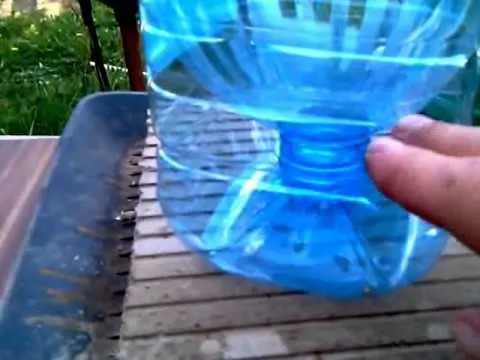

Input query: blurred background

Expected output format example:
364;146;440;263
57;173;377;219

0;1;128;135
0;1;479;136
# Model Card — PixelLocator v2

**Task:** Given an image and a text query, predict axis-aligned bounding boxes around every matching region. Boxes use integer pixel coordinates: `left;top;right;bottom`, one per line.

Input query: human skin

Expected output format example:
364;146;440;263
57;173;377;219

366;115;480;359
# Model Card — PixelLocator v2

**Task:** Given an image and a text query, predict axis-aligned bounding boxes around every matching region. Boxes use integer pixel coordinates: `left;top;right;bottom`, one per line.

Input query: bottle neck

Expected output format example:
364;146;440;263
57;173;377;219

278;125;372;191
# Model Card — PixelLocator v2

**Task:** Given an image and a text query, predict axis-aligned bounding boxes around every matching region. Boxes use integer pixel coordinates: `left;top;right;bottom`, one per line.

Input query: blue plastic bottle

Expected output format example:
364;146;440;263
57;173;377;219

140;0;480;299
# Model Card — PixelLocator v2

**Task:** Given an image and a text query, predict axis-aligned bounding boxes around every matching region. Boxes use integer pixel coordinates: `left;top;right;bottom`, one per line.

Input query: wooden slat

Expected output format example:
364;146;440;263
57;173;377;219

129;251;478;284
141;158;252;172
132;235;190;256
140;183;230;201
126;255;480;307
144;132;275;150
132;187;476;258
135;216;172;237
133;174;472;257
322;343;456;360
145;135;158;147
136;200;462;249
444;238;472;256
0;139;57;297
139;173;159;186
120;312;456;359
133;199;469;255
159;107;244;125
133;216;470;256
130;233;472;259
144;141;271;158
125;274;282;307
130;253;218;281
135;214;212;237
164;118;257;133
134;199;163;217
121;280;480;337
160;130;266;145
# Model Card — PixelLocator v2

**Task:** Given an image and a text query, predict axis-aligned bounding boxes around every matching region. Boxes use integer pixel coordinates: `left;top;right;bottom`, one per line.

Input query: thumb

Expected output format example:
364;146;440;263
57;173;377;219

366;136;480;253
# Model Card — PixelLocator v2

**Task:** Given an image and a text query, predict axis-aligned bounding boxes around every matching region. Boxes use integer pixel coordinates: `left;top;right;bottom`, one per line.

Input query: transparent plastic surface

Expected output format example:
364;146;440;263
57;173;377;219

141;0;480;298
423;55;478;124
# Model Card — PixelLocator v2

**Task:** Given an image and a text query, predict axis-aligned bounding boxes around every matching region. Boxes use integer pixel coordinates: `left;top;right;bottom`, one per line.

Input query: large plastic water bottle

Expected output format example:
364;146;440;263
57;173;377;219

140;0;480;299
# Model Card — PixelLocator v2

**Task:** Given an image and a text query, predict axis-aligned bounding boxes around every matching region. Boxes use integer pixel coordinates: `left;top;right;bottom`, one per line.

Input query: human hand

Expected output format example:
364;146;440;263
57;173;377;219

366;115;480;359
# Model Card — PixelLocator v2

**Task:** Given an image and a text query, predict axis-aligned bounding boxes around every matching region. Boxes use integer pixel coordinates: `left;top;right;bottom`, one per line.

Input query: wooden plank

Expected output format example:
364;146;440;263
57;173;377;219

135;199;163;217
0;139;57;297
444;238;471;256
239;346;457;360
164;118;257;133
120;311;456;358
130;253;218;281
139;173;159;186
125;274;282;307
0;140;52;225
133;192;474;260
140;183;230;201
121;280;480;337
135;216;172;237
132;199;471;257
132;229;470;258
133;214;470;256
140;187;422;249
135;197;235;222
150;131;274;148
141;164;244;185
142;157;244;172
135;214;212;237
322;343;456;360
126;255;480;307
155;106;243;125
140;184;411;226
154;143;269;158
143;139;273;158
132;235;190;257
130;250;480;283
145;135;159;147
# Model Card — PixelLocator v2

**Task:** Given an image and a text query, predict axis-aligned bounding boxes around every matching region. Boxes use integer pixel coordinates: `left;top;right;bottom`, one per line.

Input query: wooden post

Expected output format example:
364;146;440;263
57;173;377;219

78;0;111;91
114;6;145;91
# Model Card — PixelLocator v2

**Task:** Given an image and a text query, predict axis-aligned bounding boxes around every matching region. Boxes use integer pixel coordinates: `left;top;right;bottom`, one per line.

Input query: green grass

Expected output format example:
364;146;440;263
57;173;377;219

0;4;128;135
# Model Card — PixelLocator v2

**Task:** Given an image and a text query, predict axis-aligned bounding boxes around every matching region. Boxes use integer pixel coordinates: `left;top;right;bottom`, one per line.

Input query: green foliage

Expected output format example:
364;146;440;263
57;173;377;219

0;4;128;135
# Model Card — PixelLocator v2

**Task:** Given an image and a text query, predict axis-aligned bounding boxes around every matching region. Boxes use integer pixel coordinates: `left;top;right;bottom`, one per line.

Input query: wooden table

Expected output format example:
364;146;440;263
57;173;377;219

118;111;480;360
1;131;478;359
0;137;57;297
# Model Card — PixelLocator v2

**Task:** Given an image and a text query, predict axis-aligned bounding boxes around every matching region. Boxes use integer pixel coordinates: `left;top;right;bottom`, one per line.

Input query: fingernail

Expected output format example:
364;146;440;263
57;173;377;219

453;320;480;355
393;115;433;141
366;136;402;157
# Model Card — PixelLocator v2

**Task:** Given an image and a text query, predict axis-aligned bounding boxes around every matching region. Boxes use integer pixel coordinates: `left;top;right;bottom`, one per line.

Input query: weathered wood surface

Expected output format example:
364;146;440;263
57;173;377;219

0;138;57;297
120;109;478;359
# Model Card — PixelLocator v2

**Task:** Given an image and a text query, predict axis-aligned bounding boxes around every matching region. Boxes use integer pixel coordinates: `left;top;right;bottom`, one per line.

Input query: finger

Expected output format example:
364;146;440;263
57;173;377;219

366;136;480;253
456;309;480;331
391;115;480;157
453;310;480;359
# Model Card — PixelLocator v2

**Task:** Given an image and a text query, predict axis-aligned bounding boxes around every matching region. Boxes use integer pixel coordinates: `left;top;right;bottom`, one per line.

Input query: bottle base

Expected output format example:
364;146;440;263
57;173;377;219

156;155;448;299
